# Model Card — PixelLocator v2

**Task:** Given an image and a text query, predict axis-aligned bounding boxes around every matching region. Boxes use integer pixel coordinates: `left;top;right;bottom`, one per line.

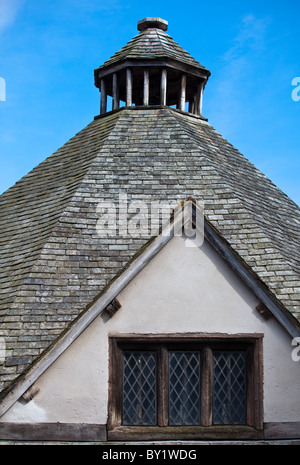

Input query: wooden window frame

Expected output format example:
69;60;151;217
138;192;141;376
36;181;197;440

108;333;264;441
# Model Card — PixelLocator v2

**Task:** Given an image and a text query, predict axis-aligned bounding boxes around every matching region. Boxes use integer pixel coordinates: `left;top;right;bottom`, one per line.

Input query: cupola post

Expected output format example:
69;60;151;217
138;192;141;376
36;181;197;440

126;68;133;107
179;74;186;111
100;79;107;114
112;73;119;110
160;69;167;106
143;69;150;106
198;82;204;117
94;17;210;117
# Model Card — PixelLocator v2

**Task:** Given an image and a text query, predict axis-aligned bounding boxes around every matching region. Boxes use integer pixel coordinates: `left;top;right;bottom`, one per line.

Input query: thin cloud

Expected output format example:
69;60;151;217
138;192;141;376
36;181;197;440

222;14;271;91
209;14;271;134
224;14;270;62
0;0;24;34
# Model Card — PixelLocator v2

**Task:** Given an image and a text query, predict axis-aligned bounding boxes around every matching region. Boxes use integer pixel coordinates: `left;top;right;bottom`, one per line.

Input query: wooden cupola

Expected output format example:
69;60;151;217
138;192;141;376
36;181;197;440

94;17;211;116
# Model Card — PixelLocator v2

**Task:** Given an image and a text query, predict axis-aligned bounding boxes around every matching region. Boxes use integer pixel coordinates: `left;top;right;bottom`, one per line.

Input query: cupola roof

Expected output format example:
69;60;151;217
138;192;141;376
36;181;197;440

94;18;210;116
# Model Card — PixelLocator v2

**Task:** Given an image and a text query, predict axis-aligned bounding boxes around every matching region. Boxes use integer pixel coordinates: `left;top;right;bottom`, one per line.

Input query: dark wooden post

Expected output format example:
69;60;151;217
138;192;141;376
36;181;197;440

100;79;107;114
193;81;204;116
112;73;119;110
188;99;194;114
193;92;198;115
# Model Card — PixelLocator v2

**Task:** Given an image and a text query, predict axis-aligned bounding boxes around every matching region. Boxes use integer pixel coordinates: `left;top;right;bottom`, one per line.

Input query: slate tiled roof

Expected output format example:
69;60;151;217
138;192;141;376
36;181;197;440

0;106;299;391
0;113;119;308
96;27;208;71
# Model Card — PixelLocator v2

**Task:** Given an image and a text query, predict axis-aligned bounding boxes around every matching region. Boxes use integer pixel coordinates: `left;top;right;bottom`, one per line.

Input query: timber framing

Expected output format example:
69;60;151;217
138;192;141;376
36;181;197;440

0;422;106;442
0;422;299;442
95;58;210;84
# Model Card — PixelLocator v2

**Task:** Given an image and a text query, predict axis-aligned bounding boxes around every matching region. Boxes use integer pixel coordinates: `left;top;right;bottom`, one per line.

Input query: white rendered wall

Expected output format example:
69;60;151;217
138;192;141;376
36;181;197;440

2;235;300;423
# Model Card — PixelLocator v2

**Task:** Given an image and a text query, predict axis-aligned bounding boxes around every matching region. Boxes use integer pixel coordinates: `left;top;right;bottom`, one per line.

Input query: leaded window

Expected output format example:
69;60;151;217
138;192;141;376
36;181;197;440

169;351;201;425
213;351;247;425
123;351;157;425
108;334;263;439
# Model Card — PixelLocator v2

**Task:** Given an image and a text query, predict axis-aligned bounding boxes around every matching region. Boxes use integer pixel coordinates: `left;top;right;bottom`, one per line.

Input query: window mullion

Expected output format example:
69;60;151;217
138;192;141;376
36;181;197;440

157;345;169;426
201;346;213;426
108;338;123;429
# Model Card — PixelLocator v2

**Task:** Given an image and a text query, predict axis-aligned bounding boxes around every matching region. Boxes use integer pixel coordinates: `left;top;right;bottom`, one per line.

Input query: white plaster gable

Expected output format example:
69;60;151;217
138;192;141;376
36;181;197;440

113;234;261;334
2;233;299;425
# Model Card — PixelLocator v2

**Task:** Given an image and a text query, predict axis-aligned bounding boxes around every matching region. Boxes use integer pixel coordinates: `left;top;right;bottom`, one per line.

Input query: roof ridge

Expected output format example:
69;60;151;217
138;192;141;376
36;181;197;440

169;108;300;214
166;108;300;316
0;112;120;319
153;28;175;57
154;28;204;67
169;108;300;209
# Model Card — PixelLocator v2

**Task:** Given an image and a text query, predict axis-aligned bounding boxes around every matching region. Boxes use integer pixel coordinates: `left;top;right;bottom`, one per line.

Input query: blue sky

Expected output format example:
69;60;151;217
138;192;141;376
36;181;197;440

0;0;299;205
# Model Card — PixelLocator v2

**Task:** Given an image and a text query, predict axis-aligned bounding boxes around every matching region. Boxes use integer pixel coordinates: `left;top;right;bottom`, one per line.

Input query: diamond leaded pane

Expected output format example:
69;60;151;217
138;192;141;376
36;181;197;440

169;351;201;425
123;351;156;426
213;351;247;425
